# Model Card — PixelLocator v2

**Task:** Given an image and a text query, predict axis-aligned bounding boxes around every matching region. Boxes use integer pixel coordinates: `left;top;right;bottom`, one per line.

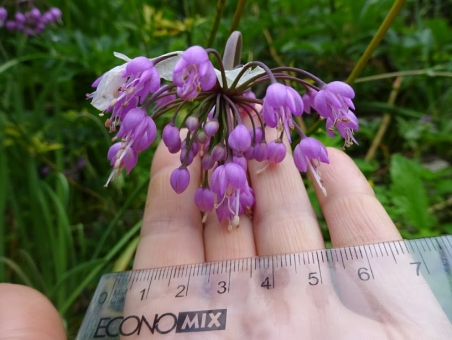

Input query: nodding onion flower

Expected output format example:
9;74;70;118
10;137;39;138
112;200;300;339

88;31;358;231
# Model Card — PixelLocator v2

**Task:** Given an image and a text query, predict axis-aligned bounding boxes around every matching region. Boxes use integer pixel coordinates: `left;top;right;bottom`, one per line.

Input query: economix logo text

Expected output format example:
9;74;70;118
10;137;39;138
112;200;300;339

93;309;227;338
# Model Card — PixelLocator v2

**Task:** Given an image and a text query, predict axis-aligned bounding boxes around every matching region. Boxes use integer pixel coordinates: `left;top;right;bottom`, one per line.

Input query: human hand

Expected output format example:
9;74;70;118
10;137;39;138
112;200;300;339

127;131;451;339
1;130;451;339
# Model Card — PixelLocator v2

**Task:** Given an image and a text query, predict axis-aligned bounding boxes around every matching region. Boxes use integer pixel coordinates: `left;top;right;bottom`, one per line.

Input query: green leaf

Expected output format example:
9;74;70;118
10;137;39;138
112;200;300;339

390;154;434;231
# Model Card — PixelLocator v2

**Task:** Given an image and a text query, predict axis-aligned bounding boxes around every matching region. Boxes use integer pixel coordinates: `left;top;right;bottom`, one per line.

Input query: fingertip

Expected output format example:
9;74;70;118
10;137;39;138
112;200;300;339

312;147;401;247
0;283;66;340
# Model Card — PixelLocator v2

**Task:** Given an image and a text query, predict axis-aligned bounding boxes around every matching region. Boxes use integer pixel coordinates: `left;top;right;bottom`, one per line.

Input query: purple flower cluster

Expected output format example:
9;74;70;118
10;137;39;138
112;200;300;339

0;5;61;36
89;32;359;230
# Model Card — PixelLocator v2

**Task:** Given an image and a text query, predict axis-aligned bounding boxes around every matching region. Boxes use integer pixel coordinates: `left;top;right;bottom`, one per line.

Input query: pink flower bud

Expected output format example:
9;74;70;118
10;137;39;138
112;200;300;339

170;168;190;194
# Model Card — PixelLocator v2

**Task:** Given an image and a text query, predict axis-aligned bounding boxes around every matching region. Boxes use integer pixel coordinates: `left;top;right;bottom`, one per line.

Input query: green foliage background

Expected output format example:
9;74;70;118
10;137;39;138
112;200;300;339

0;0;451;337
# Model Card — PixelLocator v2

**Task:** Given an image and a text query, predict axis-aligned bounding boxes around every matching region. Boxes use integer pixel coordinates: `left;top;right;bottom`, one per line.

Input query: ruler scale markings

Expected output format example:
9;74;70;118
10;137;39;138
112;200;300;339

185;266;192;296
334;249;338;262
167;268;173;286
444;237;452;259
392;242;399;256
344;248;349;261
398;241;405;254
445;236;452;250
358;246;363;259
402;240;410;254
376;243;383;257
294;254;297;273
272;256;275;289
316;252;323;284
207;263;212;282
438;237;452;258
429;238;437;251
145;276;152;300
409;240;416;254
388;243;397;263
414;240;430;274
420;240;427;252
340;249;345;269
289;254;292;267
129;274;136;290
423;238;431;251
107;278;117;303
303;252;306;265
424;238;431;251
383;243;390;257
321;251;325;263
363;246;375;280
228;263;232;292
164;267;169;280
311;252;315;265
372;244;379;257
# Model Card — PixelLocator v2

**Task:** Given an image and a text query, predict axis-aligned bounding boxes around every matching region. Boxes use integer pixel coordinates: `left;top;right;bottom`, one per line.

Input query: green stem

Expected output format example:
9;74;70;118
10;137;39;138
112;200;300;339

229;0;247;34
355;69;452;83
207;0;226;47
346;0;406;85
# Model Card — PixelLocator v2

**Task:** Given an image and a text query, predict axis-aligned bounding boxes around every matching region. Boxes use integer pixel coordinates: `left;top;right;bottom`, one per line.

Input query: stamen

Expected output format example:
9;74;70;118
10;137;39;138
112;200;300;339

307;160;327;197
232;215;240;228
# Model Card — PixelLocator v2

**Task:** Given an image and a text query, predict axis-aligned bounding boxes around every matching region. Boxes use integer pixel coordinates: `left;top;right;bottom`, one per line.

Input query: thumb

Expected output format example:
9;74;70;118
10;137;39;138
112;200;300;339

0;283;66;340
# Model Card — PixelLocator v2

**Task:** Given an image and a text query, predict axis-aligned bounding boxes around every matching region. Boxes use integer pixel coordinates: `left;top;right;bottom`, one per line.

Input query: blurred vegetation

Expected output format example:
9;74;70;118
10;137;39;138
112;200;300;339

0;0;451;337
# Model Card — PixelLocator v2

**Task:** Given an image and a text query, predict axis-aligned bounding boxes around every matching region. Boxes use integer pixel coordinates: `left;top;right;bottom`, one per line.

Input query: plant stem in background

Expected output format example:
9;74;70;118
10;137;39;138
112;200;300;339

355;69;452;83
207;0;226;47
346;0;406;85
365;76;403;161
229;0;247;34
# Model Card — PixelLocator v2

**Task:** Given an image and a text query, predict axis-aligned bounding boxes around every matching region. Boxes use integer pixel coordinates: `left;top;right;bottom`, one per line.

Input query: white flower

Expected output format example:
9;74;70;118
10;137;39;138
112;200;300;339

215;64;265;88
90;63;127;111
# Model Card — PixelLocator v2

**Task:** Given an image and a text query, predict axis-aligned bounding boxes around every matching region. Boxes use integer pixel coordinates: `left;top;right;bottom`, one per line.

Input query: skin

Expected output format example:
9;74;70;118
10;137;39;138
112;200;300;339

0;128;450;339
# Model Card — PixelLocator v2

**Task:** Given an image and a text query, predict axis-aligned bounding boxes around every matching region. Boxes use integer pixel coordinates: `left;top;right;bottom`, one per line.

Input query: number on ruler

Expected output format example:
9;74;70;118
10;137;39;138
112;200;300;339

140;289;145;301
217;281;227;294
175;285;186;297
261;277;271;289
410;262;421;276
358;267;371;281
308;272;319;286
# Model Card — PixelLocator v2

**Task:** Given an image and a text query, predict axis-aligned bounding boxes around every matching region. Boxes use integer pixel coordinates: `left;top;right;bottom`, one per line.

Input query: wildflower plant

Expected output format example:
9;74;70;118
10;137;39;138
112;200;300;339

0;0;61;35
88;31;358;231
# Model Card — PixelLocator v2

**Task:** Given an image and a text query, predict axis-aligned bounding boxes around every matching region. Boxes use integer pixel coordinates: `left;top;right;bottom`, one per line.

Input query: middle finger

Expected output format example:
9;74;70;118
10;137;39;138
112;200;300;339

248;128;325;256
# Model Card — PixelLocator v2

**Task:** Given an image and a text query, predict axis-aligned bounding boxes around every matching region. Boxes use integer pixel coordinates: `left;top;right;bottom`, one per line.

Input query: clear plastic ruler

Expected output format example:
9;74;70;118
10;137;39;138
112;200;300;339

77;236;452;339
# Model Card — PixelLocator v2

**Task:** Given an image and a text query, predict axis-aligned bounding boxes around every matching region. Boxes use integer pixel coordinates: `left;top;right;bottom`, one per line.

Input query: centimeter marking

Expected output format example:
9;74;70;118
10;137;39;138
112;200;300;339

99;236;452;300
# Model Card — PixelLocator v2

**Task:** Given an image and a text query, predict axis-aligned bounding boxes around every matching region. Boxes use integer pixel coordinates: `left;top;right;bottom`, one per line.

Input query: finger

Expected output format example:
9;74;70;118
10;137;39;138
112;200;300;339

133;133;205;269
0;284;66;340
313;147;401;247
203;198;257;262
248;127;325;255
